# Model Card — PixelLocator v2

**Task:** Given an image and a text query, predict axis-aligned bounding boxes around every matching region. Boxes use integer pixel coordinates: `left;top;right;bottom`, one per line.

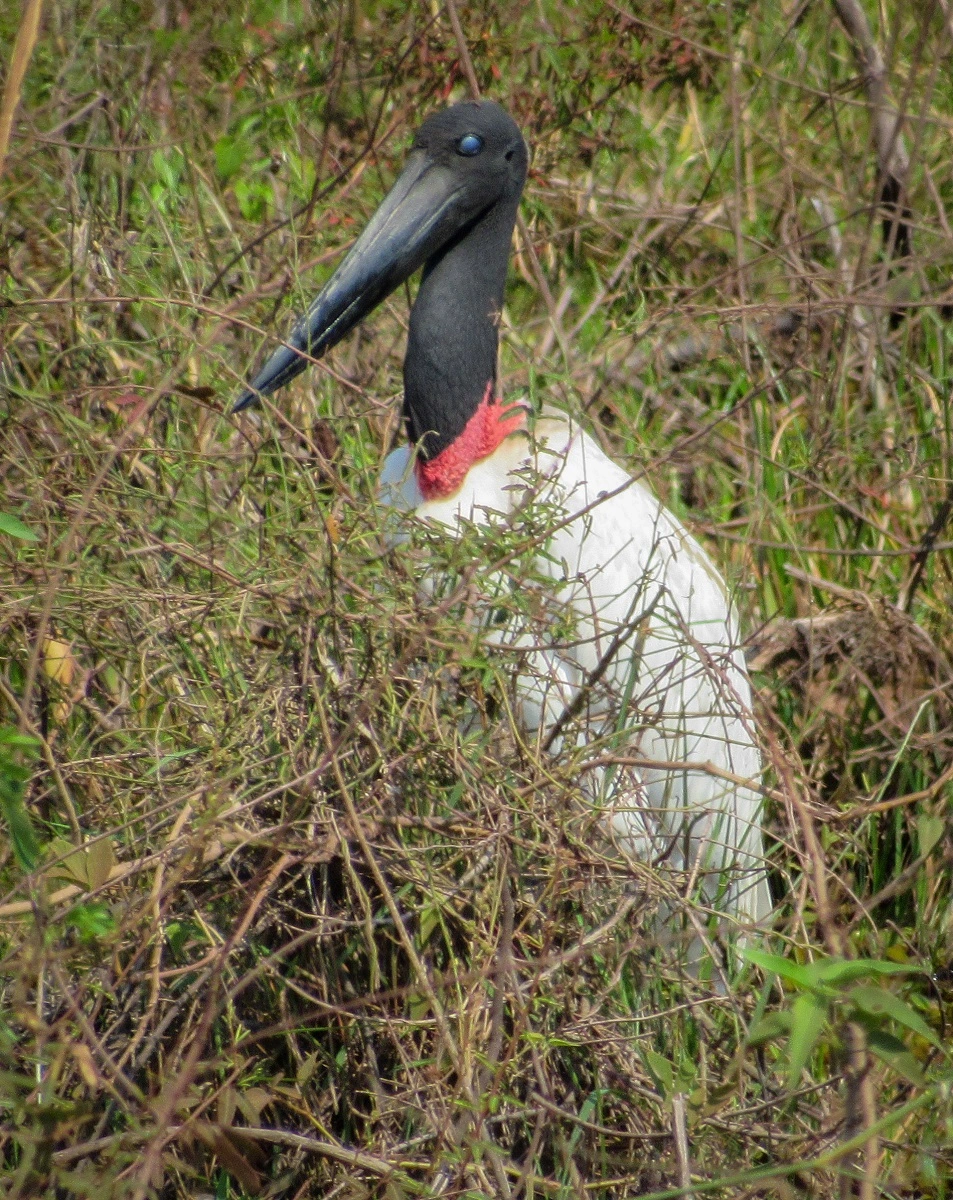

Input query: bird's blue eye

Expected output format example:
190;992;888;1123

457;134;484;157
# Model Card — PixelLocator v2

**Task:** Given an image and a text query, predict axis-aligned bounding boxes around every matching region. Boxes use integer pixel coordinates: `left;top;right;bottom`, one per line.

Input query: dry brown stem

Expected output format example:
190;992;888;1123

831;0;912;260
0;0;44;182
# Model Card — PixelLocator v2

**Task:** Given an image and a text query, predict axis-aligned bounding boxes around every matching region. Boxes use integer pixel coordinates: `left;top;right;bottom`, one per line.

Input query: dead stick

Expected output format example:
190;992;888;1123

0;0;45;181
672;1093;692;1195
831;0;912;259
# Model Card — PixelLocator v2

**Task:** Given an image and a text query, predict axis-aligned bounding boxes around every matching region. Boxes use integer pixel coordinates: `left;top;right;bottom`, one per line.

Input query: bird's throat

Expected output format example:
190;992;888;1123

415;383;526;500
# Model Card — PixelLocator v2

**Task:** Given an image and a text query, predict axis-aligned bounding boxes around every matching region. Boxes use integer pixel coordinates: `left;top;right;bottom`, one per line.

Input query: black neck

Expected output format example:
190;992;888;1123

403;195;519;460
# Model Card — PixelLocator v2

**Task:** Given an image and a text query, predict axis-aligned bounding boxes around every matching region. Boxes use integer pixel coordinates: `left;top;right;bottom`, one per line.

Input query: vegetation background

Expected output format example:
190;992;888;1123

1;0;952;1196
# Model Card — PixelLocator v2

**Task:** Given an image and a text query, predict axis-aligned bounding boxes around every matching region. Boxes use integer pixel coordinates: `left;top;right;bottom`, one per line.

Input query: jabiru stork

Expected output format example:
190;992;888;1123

235;100;771;936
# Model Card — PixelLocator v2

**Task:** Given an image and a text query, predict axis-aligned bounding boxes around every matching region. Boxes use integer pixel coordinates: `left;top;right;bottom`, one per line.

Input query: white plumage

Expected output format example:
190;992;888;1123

381;408;771;933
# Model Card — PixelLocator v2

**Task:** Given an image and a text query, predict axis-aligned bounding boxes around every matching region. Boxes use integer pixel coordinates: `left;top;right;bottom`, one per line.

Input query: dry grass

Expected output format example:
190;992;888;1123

2;2;953;1197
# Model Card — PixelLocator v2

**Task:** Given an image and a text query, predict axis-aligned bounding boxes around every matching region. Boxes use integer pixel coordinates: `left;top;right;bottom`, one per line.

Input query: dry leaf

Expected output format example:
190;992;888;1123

85;838;116;889
41;637;86;721
194;1122;263;1194
42;638;76;688
235;1087;273;1123
71;1042;100;1091
217;1085;237;1127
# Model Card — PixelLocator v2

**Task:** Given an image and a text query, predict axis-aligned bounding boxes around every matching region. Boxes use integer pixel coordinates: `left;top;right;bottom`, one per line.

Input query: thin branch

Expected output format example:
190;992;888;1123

672;1093;693;1196
0;0;45;182
831;0;913;260
444;0;481;100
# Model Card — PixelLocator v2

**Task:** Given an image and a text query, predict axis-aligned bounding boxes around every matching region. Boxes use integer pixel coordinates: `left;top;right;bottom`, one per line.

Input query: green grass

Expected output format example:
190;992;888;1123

2;1;953;1196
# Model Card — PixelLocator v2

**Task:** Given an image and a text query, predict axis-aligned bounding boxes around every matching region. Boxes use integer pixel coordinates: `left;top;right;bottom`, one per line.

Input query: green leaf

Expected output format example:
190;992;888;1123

745;947;921;993
66;901;116;943
742;946;815;990
867;1029;927;1086
812;958;918;986
0;729;40;751
0;512;38;541
417;903;440;948
643;1049;675;1100
787;992;828;1087
917;815;944;858
746;1011;792;1046
849;985;942;1050
0;727;42;870
234;176;271;222
407;990;430;1021
0;784;42;871
214;135;247;183
46;838;116;890
460;656;491;671
675;1058;697;1095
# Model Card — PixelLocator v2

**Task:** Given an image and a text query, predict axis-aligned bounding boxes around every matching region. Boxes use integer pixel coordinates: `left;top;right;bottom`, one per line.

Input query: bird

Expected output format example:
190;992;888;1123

234;99;771;940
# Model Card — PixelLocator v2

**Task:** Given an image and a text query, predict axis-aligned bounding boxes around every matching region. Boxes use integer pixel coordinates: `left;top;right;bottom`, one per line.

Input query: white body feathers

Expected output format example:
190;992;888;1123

381;410;770;930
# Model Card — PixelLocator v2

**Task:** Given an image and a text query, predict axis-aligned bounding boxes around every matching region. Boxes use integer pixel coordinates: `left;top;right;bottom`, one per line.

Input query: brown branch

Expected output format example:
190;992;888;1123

840;1022;879;1200
0;0;44;182
831;0;912;260
900;480;953;611
529;1092;669;1142
442;0;568;368
672;1092;693;1196
52;1124;426;1176
444;0;481;100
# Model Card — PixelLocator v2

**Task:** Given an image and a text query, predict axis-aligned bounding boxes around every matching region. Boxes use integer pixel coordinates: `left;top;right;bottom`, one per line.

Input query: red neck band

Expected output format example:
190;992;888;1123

414;384;526;500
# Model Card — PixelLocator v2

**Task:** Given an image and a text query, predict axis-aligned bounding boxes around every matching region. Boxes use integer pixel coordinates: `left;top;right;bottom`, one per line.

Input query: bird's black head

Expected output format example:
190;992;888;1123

409;100;528;219
234;99;528;413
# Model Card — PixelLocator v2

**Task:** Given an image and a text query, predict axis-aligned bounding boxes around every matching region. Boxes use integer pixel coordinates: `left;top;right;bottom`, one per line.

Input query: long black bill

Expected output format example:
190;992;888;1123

233;151;475;412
